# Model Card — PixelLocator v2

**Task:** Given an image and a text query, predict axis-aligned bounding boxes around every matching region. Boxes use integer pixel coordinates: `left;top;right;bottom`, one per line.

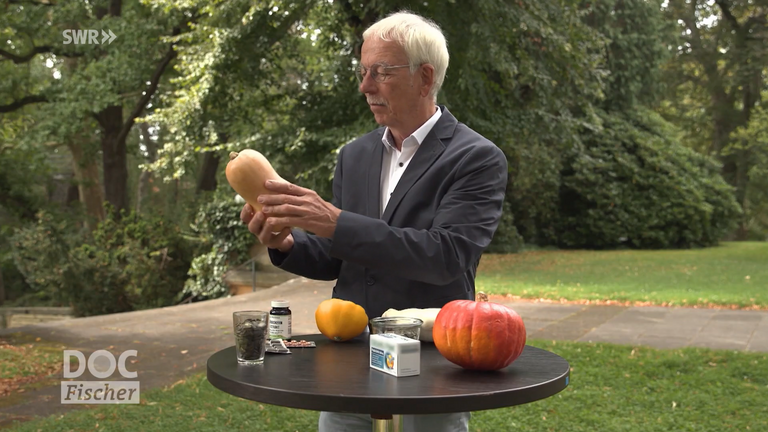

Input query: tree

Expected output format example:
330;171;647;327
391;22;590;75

0;0;188;218
146;0;316;184
558;107;741;249
730;99;768;238
582;0;672;111
661;0;768;239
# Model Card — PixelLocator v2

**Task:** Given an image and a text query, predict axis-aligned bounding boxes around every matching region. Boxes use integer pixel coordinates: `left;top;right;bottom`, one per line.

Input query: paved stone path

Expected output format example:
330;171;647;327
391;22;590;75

1;277;766;428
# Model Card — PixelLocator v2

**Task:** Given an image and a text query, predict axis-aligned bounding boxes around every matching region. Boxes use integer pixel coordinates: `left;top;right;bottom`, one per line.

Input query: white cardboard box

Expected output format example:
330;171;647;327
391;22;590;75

369;333;421;377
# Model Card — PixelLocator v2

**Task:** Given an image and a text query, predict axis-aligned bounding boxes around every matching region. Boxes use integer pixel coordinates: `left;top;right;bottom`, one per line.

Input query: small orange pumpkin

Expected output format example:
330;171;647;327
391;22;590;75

315;299;369;342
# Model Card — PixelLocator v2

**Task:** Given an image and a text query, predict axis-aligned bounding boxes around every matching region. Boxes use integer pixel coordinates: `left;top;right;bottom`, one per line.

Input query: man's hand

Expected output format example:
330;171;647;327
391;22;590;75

258;180;341;239
240;204;295;252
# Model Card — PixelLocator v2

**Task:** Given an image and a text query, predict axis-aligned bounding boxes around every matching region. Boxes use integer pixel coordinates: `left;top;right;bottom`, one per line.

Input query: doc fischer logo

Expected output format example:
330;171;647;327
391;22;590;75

61;349;139;404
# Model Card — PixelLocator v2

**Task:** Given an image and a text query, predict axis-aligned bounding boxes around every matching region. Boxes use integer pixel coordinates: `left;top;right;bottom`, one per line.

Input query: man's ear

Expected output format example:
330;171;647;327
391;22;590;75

420;64;435;98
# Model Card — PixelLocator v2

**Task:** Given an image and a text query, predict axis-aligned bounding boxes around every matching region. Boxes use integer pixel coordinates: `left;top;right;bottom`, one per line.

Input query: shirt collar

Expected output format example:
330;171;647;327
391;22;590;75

382;106;442;151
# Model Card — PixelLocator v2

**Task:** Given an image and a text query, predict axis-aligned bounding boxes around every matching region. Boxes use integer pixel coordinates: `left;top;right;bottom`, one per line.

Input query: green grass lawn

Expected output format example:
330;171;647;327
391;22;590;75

0;334;66;398
476;241;768;308
8;340;767;432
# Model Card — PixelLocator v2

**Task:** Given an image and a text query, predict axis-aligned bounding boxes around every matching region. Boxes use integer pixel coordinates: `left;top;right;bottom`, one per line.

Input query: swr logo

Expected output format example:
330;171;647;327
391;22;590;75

62;29;117;45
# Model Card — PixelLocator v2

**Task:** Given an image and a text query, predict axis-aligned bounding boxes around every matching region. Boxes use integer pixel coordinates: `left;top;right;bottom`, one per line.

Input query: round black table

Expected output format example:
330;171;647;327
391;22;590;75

207;334;570;431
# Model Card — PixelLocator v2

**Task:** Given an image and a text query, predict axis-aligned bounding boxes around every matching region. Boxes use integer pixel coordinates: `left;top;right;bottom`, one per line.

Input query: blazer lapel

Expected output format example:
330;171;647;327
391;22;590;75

381;108;456;223
366;130;384;219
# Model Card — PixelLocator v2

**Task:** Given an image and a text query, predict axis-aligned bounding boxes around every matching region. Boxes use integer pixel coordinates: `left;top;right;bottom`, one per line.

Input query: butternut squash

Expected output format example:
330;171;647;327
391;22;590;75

225;150;286;212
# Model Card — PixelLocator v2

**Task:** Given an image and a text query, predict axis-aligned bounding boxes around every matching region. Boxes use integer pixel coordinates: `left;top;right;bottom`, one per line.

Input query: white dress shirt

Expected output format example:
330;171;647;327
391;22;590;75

380;107;442;217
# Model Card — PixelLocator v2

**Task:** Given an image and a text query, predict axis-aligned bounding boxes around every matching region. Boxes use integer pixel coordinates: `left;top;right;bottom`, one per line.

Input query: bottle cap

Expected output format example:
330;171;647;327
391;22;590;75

271;299;290;308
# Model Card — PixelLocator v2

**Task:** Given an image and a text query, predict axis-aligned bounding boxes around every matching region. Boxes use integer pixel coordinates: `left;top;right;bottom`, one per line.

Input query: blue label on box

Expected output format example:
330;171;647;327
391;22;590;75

371;347;385;369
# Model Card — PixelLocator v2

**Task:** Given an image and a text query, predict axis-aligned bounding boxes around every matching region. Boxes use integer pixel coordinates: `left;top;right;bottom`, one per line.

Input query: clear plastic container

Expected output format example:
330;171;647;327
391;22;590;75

369;317;423;341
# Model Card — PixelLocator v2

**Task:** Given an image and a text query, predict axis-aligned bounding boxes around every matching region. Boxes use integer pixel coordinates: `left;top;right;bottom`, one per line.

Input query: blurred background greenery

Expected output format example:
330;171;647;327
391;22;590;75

0;0;765;316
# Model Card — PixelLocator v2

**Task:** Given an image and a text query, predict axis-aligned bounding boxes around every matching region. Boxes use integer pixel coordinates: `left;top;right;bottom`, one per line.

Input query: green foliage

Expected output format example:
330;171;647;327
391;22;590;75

147;0;610;252
146;0;317;181
0;0;181;146
0;141;52;305
181;194;254;301
2;0;757;319
659;0;768;238
557;109;742;249
503;140;564;246
8;210;80;308
581;0;671;110
0;134;50;221
0;259;35;306
730;104;768;239
427;0;607;247
487;199;525;254
503;0;677;246
11;207;195;317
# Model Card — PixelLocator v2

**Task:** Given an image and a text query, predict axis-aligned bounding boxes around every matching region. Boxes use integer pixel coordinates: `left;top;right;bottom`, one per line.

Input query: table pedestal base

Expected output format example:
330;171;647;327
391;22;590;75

371;414;403;432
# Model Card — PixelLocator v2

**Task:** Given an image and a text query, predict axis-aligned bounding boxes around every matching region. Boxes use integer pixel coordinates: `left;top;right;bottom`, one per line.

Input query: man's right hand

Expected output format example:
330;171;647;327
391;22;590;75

240;203;295;253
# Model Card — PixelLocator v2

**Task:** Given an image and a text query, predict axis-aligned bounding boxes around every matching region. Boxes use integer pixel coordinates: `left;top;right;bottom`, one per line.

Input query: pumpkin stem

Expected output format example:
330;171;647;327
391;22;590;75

229;151;239;161
476;291;489;302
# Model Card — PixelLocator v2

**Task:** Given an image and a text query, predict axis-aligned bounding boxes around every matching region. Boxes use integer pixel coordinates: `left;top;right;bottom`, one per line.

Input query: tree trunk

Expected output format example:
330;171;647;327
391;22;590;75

0;267;5;307
93;1;128;217
732;75;760;240
58;54;106;228
97;105;129;216
734;146;750;239
68;141;106;228
169;178;179;214
136;122;156;213
196;125;227;196
66;182;79;206
709;0;765;240
196;151;221;194
338;0;380;57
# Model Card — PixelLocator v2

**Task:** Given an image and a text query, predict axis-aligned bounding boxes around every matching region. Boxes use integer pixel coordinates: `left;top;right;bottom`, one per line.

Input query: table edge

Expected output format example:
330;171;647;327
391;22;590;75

206;342;570;415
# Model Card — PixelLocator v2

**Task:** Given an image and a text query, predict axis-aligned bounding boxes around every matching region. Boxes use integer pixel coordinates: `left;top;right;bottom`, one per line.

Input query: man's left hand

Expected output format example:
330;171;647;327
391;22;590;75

258;180;341;239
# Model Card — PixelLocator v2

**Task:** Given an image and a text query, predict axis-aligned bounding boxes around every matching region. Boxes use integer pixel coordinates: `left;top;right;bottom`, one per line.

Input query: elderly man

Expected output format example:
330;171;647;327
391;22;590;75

241;11;508;432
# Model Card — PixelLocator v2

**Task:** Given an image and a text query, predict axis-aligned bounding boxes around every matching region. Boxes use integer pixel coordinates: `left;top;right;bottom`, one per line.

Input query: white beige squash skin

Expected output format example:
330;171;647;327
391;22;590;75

382;308;442;342
226;150;285;212
226;150;292;231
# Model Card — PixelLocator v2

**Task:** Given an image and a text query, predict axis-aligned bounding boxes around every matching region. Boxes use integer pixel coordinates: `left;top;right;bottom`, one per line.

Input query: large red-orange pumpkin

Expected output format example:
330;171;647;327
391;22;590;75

433;292;526;371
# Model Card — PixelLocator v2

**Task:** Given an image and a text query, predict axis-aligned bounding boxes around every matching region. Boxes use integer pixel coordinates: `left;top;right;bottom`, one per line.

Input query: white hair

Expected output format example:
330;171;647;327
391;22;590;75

362;11;449;101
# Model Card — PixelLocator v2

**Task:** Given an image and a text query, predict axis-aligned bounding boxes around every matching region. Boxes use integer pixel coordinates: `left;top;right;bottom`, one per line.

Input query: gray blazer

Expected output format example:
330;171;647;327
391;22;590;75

269;106;508;319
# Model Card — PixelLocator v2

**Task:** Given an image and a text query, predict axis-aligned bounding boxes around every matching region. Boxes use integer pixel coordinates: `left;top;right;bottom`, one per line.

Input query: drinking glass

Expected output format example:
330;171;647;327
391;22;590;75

233;311;268;364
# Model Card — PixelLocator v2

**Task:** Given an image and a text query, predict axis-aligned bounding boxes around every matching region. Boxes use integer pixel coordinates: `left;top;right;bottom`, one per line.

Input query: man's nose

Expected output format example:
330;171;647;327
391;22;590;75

359;74;376;94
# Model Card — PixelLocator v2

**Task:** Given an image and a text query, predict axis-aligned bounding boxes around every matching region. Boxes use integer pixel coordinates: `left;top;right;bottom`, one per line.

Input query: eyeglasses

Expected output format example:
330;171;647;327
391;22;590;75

355;63;410;83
